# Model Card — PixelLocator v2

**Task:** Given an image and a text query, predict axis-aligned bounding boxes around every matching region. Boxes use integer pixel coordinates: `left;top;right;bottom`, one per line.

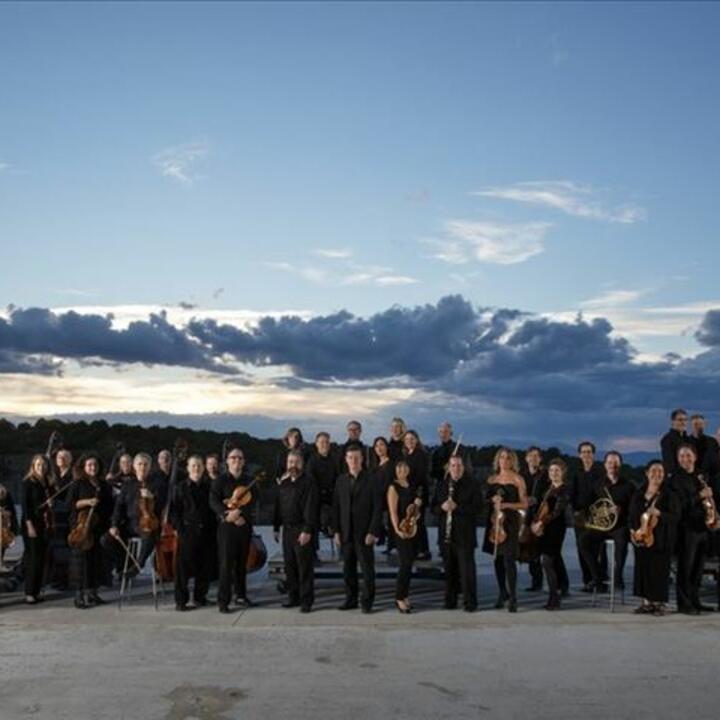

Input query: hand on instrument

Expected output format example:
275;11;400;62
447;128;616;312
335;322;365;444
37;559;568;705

226;508;241;524
413;498;423;508
364;533;377;547
441;499;456;513
109;526;120;539
530;521;543;537
140;488;152;499
493;495;503;509
26;522;37;539
234;515;246;527
298;532;312;546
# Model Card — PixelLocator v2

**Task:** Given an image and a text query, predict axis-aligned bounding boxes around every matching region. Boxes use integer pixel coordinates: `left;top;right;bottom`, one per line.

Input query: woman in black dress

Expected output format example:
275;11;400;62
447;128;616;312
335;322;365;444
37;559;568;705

530;458;569;610
483;448;529;612
371;437;394;548
67;452;113;609
630;460;680;617
387;460;420;613
403;430;431;560
21;454;54;604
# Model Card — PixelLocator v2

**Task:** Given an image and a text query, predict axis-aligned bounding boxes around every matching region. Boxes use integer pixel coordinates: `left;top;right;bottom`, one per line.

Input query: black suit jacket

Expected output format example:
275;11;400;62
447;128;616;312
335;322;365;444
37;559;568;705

332;469;383;543
431;472;482;549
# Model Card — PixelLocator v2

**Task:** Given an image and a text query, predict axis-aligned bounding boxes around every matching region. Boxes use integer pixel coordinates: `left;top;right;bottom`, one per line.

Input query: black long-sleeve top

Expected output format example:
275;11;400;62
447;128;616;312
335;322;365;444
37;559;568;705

111;475;166;537
170;478;214;535
693;433;720;485
305;450;342;506
273;472;317;534
661;429;693;477
21;478;51;538
569;462;604;511
629;482;681;553
431;472;482;549
332;469;383;543
404;447;431;504
209;471;257;527
0;488;19;535
67;476;114;537
670;469;713;534
387;439;405;465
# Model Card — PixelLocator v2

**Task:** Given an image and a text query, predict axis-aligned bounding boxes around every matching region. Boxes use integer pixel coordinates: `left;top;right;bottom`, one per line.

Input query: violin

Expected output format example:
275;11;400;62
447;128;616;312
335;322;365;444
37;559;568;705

68;489;99;552
224;471;266;514
699;475;720;531
155;439;188;582
1;508;15;551
530;485;555;538
630;494;660;548
488;486;507;555
137;479;159;537
398;488;422;539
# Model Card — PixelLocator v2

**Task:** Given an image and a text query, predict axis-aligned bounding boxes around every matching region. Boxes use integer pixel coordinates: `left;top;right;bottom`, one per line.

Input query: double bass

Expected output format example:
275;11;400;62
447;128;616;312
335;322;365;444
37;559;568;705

155;439;188;581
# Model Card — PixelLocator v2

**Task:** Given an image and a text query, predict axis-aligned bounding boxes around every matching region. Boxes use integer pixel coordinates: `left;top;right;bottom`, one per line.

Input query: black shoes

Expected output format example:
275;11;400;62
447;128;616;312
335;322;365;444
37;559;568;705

300;605;312;614
338;599;358;611
361;604;373;614
463;605;477;613
544;596;560;611
74;595;89;610
494;595;508;609
696;604;715;613
508;599;518;613
218;605;232;614
175;604;188;612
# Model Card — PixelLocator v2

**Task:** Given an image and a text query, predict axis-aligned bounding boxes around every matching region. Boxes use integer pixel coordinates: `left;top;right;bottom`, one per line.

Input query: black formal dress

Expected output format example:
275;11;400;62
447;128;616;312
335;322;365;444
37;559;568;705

332;469;383;610
532;482;569;604
432;472;481;610
629;483;680;604
67;476;113;599
404;447;431;557
388;480;418;601
21;478;52;598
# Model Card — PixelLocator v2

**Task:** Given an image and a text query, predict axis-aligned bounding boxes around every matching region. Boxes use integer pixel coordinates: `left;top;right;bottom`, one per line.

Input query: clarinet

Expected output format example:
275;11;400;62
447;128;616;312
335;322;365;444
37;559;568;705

445;476;456;544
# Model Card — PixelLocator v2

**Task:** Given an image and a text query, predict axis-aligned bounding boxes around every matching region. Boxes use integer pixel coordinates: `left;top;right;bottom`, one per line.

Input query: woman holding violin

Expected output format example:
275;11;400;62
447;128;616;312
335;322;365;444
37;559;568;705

386;460;420;613
630;460;680;616
67;452;113;609
482;448;529;613
529;458;569;611
21;454;54;604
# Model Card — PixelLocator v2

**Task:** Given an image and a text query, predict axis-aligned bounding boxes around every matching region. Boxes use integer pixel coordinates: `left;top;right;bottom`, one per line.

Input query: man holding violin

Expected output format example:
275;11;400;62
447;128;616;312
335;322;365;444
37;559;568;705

209;445;257;614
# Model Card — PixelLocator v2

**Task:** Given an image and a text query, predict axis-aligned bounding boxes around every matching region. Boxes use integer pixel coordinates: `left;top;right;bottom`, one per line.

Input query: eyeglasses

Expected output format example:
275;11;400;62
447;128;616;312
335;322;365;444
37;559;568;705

227;455;244;461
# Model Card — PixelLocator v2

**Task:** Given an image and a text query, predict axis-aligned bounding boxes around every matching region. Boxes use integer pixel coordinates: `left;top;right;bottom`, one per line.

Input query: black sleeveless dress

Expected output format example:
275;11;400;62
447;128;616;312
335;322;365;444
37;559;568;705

482;481;521;559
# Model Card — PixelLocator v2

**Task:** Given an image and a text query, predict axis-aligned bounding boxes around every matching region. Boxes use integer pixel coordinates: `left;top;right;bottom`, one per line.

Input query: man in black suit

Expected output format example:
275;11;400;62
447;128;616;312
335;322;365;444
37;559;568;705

432;455;481;612
332;443;382;613
661;408;692;478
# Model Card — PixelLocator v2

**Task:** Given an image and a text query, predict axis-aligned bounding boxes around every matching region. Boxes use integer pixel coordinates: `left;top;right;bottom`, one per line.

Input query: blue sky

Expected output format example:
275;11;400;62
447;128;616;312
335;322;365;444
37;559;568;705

1;2;720;450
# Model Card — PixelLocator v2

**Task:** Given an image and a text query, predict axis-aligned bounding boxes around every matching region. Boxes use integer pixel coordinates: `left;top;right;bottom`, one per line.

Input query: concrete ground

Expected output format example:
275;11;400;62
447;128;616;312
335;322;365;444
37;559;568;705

1;531;719;720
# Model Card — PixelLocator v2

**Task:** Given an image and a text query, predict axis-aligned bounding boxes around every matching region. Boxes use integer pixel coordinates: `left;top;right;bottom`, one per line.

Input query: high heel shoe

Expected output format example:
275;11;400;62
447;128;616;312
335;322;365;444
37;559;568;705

494;595;508;609
507;598;518;613
395;600;412;614
74;594;89;610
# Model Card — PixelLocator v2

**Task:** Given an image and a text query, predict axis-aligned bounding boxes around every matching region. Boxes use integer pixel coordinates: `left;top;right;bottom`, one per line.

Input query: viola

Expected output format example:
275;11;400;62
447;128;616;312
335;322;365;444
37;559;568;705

630;494;660;548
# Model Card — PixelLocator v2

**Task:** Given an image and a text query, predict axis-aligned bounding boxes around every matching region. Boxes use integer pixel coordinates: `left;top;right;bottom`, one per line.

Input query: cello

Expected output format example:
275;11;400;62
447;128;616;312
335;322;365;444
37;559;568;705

155;439;188;581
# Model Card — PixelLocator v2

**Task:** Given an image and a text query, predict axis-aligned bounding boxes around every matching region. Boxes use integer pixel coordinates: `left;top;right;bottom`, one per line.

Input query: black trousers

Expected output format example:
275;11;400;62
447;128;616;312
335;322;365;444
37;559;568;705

23;535;48;597
69;540;104;594
580;527;629;587
282;526;315;607
217;521;251;608
395;536;416;600
341;538;375;607
528;557;543;588
676;529;708;610
175;528;212;606
575;527;608;584
444;542;477;609
416;512;430;555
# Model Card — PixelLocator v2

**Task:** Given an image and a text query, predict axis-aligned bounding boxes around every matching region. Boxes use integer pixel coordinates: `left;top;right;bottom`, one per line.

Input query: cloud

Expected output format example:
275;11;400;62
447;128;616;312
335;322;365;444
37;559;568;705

580;289;647;309
152;141;208;185
313;248;354;259
696;309;720;347
0;306;235;375
474;181;646;224
434;220;551;265
265;259;418;287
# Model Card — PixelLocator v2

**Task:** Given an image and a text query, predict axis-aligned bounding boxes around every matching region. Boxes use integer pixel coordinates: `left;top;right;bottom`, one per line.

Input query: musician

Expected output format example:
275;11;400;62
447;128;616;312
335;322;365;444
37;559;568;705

630;460;680;616
332;444;382;613
570;441;607;592
67;452;113;609
671;444;715;614
521;446;545;592
341;420;367;471
432;455;481;612
273;450;317;612
306;432;341;556
661;408;692;478
691;414;720;483
275;428;310;482
209;446;257;613
205;454;221;481
170;455;214;611
106;453;166;577
153;449;173;498
0;483;19;567
482;448;529;613
106;453;133;502
370;437;394;548
403;430;431;561
530;458;569;610
579;451;635;593
387;460;420;613
21;454;54;604
48;448;73;591
431;422;472;558
387;418;407;464
202;454;221;581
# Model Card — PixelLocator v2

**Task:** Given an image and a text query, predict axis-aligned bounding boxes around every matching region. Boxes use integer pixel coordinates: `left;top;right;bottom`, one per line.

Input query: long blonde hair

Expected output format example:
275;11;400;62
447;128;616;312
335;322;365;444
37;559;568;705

492;447;520;475
23;454;52;483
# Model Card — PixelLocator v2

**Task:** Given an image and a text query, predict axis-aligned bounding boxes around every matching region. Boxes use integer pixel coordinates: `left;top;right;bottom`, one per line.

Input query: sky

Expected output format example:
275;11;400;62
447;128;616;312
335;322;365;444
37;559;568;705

1;2;720;451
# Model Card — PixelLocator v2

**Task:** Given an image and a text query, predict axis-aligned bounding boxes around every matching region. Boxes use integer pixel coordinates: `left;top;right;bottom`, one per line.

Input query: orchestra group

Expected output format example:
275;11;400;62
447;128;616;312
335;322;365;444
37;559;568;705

1;409;719;618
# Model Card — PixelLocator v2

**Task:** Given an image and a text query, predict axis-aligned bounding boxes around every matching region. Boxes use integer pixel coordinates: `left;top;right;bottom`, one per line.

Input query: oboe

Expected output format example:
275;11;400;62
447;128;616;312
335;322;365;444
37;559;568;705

445;476;456;544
